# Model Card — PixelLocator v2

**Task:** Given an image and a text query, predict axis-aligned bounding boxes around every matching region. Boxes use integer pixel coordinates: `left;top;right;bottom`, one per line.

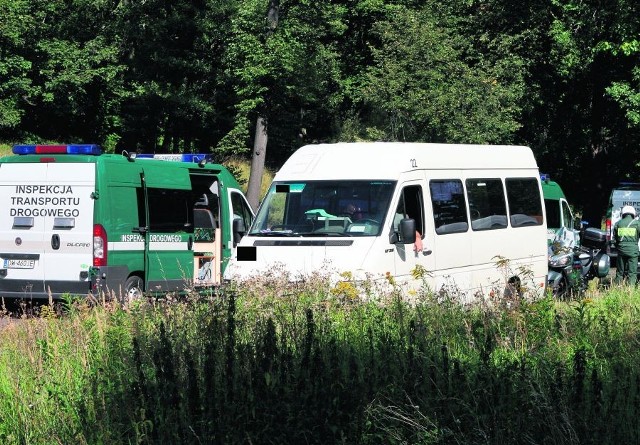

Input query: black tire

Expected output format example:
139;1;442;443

123;275;144;303
553;275;569;300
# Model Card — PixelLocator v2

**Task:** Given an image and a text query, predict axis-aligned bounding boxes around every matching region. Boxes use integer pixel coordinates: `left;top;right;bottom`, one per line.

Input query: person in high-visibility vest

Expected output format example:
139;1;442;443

614;205;640;285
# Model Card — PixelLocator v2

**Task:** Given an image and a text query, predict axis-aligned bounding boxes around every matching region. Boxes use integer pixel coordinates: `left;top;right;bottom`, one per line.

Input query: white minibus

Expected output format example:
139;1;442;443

224;142;548;299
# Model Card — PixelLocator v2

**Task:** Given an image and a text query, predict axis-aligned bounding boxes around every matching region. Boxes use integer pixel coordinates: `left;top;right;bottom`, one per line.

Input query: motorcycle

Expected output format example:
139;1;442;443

548;227;611;298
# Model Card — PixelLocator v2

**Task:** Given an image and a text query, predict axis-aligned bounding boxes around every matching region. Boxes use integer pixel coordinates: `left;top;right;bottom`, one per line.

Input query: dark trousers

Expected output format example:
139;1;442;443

615;254;639;286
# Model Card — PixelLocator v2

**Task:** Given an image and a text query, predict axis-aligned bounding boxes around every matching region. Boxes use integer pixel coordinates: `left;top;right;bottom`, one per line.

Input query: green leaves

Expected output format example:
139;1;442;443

356;4;524;143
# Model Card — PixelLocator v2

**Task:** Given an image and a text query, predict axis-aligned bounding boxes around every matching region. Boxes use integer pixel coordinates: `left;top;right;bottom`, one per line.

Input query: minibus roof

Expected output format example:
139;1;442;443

275;142;538;181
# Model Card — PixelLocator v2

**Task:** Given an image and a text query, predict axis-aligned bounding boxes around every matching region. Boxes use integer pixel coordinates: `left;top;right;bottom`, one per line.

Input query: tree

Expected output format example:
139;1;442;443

222;0;348;208
354;3;526;144
0;0;32;135
114;0;236;153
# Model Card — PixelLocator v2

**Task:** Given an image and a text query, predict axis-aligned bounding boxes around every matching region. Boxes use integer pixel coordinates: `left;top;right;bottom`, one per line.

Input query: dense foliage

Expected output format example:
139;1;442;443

1;0;639;220
2;277;640;444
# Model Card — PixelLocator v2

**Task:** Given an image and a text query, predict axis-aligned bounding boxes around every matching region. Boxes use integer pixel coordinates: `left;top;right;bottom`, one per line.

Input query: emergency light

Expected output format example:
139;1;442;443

135;153;213;163
12;144;102;155
540;173;550;182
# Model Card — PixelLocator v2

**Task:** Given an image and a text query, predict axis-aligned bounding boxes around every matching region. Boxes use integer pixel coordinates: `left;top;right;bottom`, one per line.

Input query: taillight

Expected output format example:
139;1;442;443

93;224;107;266
605;218;611;241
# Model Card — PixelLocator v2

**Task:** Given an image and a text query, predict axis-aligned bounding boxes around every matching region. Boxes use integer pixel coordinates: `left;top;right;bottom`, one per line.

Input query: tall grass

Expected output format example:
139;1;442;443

1;282;640;444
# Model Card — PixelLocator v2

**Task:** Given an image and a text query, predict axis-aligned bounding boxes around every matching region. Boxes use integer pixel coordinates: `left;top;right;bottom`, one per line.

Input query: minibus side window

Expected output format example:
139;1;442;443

148;188;193;233
466;178;507;231
429;180;468;235
505;178;544;227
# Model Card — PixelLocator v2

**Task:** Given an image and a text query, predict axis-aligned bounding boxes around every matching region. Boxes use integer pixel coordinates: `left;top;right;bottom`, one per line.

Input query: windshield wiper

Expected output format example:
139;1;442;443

301;231;347;237
251;231;299;237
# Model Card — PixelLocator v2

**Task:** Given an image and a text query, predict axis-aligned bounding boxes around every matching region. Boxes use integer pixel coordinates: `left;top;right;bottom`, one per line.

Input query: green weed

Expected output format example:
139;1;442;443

1;281;640;444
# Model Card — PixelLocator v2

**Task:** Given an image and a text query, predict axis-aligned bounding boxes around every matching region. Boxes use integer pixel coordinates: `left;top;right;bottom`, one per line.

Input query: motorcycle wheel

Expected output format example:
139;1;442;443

551;274;568;299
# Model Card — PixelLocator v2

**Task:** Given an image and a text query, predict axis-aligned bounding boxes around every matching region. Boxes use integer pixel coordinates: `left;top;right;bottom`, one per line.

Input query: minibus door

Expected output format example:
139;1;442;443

139;166;194;293
391;177;435;285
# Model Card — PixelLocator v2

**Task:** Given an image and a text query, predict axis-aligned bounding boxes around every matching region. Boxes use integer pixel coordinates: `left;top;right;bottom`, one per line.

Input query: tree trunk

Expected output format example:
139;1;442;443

246;116;268;211
246;0;279;211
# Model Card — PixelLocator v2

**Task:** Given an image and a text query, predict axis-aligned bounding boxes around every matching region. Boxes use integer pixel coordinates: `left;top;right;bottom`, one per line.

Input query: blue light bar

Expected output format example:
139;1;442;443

12;144;102;155
136;153;213;163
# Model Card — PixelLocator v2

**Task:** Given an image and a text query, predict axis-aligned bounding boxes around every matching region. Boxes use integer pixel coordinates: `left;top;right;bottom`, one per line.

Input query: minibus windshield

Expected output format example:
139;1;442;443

250;180;396;237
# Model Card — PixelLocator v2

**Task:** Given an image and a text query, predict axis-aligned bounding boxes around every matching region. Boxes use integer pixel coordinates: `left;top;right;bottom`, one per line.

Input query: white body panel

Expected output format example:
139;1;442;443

225;143;548;300
0;163;94;296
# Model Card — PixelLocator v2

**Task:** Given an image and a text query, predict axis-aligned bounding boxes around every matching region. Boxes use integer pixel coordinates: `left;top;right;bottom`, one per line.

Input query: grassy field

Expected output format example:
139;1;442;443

1;276;640;444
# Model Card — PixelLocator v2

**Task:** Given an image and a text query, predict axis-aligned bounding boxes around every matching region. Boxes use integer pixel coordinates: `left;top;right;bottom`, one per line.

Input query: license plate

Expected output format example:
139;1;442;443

3;259;35;269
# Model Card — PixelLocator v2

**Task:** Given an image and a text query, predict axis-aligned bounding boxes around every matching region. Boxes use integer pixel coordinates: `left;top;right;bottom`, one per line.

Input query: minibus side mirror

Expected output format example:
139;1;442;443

390;218;416;244
399;218;416;244
233;217;246;246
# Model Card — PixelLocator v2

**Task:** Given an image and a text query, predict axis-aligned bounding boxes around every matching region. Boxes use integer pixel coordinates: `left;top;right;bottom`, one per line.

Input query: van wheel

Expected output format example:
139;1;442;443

123;276;144;303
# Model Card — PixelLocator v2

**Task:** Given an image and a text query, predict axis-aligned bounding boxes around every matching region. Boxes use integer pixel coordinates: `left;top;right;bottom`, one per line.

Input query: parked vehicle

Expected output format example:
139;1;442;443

604;183;640;261
0;144;254;300
540;174;579;246
548;227;610;298
225;142;549;300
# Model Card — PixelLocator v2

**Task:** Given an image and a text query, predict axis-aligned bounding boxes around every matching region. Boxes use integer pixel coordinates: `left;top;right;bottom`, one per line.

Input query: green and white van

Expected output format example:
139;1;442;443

540;174;578;246
0;144;254;300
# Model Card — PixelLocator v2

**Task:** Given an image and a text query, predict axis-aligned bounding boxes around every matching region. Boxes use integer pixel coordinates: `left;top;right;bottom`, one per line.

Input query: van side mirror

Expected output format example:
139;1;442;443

399;218;417;244
389;218;417;245
233;217;246;246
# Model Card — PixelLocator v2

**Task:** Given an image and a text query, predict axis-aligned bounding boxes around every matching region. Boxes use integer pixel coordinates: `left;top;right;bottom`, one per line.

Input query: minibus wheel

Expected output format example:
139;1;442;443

124;276;144;302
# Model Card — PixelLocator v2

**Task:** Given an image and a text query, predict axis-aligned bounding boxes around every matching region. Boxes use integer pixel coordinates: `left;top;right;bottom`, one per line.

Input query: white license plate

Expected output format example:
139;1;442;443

3;259;35;269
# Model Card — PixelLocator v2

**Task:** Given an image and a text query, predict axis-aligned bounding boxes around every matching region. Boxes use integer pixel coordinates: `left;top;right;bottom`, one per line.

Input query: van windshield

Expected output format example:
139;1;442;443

249;180;396;237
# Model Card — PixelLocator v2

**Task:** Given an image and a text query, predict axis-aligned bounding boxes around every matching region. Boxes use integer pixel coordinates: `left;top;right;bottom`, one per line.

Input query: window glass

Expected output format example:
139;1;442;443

430;180;468;234
505;178;544;227
466;178;507;231
148;188;193;233
231;191;254;231
561;201;573;229
544;199;560;228
249;180;395;236
393;185;424;237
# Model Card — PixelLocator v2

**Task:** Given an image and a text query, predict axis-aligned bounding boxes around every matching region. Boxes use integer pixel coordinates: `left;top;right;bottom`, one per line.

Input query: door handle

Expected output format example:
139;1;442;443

51;234;60;250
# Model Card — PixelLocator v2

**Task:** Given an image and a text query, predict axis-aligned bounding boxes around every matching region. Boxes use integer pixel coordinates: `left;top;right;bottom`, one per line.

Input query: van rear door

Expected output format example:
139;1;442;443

43;163;95;296
0;162;95;299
